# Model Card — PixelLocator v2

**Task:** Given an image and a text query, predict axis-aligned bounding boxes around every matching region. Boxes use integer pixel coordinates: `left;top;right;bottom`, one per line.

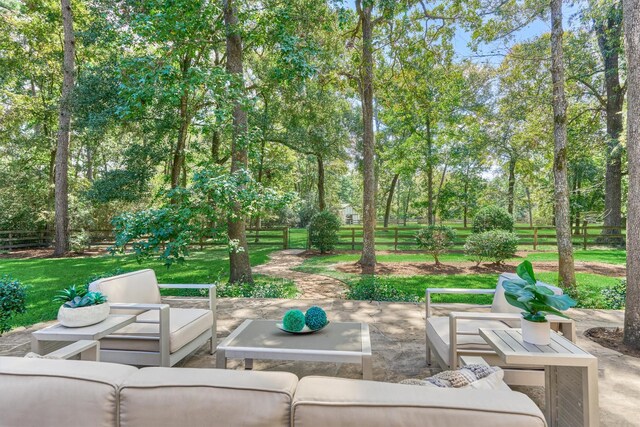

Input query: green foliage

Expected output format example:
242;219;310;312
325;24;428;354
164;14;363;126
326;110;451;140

346;276;419;303
53;285;107;308
308;210;341;253
601;279;626;309
304;306;327;330
415;225;456;265
282;309;306;331
0;275;27;334
502;261;577;322
472;206;514;233
85;170;150;203
70;230;91;253
215;278;297;299
464;230;518;265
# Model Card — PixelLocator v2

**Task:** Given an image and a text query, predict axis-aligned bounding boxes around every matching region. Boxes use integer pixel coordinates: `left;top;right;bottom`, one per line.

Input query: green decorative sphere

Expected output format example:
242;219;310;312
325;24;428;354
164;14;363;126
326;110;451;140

305;306;327;330
282;309;306;332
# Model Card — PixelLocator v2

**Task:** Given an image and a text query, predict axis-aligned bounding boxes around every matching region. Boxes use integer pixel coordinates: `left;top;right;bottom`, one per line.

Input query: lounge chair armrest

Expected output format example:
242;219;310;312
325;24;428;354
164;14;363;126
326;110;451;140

47;340;100;361
109;303;170;311
425;288;496;318
158;284;216;290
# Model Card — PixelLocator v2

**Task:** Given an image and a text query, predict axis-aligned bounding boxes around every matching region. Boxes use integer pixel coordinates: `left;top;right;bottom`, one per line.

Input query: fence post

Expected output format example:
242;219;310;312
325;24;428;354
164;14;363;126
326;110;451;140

8;232;12;250
533;227;538;251
583;220;588;250
283;227;289;249
394;228;399;252
306;228;310;250
351;228;355;251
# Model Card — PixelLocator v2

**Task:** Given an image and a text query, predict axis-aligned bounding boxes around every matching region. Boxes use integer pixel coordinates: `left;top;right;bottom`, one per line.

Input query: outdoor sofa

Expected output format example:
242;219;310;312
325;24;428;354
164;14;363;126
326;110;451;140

0;354;547;427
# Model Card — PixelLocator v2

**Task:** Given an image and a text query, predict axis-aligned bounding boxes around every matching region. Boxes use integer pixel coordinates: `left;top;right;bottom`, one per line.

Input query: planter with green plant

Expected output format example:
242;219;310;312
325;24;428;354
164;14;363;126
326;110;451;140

502;261;577;345
53;285;109;327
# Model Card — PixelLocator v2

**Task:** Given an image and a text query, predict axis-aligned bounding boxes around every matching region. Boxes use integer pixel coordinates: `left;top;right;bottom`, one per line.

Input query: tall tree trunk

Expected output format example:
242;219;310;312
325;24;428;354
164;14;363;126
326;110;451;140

550;0;576;290
224;0;253;283
384;173;399;228
357;0;376;268
597;4;625;238
54;0;75;256
426;119;434;225
525;186;533;227
171;67;191;188
507;157;516;215
317;154;326;211
463;178;469;228
623;0;640;350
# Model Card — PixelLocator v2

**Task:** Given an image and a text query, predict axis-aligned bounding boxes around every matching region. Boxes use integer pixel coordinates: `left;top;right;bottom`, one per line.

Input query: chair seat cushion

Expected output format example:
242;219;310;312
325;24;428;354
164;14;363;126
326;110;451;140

101;308;213;354
426;317;511;366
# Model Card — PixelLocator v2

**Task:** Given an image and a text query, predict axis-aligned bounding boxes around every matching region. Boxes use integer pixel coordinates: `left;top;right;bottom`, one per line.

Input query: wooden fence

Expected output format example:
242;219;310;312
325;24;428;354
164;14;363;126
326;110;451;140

0;228;290;251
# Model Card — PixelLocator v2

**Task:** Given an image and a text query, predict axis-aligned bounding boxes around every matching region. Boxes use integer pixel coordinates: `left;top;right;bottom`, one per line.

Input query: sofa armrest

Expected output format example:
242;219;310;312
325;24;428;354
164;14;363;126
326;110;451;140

425;288;495;318
46;340;100;361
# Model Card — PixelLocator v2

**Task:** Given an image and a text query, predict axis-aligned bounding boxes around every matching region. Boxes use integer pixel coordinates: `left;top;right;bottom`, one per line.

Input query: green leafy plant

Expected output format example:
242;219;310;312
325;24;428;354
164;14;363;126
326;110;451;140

601;279;626;309
308;210;341;253
70;230;91;253
346;276;419;303
0;275;27;334
464;230;518;265
53;285;107;308
416;225;456;266
503;261;577;322
472;206;514;233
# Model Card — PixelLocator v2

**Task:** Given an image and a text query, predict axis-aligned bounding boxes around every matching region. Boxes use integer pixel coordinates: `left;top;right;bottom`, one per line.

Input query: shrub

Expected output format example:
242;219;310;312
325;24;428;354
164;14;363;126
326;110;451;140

464;230;518;265
70;230;91;253
215;278;298;299
472;206;514;233
346;276;419;302
416;225;456;265
308;210;341;253
0;275;27;334
601;279;626;309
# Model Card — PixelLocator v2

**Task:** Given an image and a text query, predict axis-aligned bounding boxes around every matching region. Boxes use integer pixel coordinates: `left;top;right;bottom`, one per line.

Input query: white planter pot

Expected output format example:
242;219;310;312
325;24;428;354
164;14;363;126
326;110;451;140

57;303;110;328
521;318;551;345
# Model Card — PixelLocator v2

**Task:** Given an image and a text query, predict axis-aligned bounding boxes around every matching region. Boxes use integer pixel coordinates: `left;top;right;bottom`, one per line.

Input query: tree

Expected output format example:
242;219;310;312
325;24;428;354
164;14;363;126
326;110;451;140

53;0;75;255
623;0;640;349
550;0;576;291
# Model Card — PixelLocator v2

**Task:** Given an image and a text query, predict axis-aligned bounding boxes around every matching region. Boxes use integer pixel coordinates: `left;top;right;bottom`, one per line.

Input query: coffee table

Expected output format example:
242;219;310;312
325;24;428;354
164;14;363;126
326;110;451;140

31;314;136;356
216;319;372;379
479;328;599;427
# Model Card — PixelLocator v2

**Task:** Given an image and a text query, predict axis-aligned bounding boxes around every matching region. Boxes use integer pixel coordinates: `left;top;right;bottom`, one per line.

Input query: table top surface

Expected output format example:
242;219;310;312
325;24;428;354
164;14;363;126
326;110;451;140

479;328;596;366
32;314;136;339
218;319;369;354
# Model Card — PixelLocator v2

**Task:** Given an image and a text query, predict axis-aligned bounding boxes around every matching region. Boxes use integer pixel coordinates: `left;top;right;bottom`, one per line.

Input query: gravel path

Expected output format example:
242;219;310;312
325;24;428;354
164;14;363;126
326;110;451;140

253;249;347;299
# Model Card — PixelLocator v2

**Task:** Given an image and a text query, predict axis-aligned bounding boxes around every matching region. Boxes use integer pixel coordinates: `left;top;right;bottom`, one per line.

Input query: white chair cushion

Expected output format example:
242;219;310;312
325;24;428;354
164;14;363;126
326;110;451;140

101;308;213;354
89;269;162;306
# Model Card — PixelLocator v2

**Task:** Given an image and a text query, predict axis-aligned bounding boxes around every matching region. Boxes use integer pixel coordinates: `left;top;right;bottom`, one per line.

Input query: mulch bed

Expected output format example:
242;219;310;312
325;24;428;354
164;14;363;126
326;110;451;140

0;248;108;259
585;327;640;358
334;261;626;277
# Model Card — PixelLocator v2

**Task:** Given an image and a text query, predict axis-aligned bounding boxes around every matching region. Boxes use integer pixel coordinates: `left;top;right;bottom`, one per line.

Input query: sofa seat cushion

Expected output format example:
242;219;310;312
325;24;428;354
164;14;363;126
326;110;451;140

293;376;546;427
427;317;511;365
0;357;137;427
120;367;297;427
101;308;213;353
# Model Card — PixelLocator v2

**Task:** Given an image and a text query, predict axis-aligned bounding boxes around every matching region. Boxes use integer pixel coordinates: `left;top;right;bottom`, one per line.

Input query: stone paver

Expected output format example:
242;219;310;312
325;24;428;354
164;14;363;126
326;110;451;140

253;249;347;299
1;299;638;426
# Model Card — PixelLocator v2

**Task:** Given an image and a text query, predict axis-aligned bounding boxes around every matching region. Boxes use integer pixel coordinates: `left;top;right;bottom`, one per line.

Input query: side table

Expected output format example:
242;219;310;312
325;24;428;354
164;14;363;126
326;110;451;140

479;328;598;427
31;314;136;357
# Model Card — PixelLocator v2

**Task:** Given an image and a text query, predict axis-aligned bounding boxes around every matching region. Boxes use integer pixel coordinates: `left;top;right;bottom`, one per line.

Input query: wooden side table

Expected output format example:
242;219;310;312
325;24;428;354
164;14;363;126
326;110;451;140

479;328;599;427
31;314;136;356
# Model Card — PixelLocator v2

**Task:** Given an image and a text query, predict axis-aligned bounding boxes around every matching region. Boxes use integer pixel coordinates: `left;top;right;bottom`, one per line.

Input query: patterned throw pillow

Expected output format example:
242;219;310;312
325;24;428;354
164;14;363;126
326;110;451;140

400;364;504;389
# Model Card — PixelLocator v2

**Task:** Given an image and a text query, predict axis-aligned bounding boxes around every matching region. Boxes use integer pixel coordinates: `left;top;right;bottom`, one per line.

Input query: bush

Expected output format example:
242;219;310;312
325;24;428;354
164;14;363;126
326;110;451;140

464;230;518;265
346;276;419;302
416;225;456;265
216;278;298;299
308;210;341;253
0;275;27;334
70;229;91;253
601;279;626;309
472;206;514;233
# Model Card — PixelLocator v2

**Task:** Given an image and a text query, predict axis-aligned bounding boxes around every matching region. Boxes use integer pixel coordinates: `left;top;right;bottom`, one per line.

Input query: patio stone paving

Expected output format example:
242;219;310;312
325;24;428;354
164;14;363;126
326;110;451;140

1;297;638;426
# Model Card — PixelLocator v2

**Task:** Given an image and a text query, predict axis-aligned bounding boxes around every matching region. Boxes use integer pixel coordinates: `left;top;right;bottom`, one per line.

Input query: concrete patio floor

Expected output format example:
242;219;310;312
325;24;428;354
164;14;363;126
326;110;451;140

1;297;638;426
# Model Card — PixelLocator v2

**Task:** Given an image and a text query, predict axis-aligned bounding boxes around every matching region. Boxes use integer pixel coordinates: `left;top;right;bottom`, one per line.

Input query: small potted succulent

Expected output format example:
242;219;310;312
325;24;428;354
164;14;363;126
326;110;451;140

53;285;109;327
502;261;577;345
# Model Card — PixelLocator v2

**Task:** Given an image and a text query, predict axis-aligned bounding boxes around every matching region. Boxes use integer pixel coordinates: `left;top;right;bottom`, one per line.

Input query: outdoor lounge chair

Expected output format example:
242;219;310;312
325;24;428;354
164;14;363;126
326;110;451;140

89;269;216;367
425;273;576;386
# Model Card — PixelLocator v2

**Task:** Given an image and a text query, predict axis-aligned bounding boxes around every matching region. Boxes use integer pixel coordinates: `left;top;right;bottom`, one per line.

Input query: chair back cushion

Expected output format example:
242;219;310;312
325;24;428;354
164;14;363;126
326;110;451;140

491;272;563;315
0;357;137;427
89;269;162;305
120;367;298;427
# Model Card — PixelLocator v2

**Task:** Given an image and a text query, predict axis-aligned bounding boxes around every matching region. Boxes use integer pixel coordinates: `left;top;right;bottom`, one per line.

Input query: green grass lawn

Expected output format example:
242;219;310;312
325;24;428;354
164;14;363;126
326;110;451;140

0;246;281;328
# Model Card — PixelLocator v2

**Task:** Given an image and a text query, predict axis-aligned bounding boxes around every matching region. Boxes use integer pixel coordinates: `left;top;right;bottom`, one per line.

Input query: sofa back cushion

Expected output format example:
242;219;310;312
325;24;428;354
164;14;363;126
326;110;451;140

119;367;298;427
492;272;563;314
0;357;137;427
89;269;162;308
292;377;546;427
